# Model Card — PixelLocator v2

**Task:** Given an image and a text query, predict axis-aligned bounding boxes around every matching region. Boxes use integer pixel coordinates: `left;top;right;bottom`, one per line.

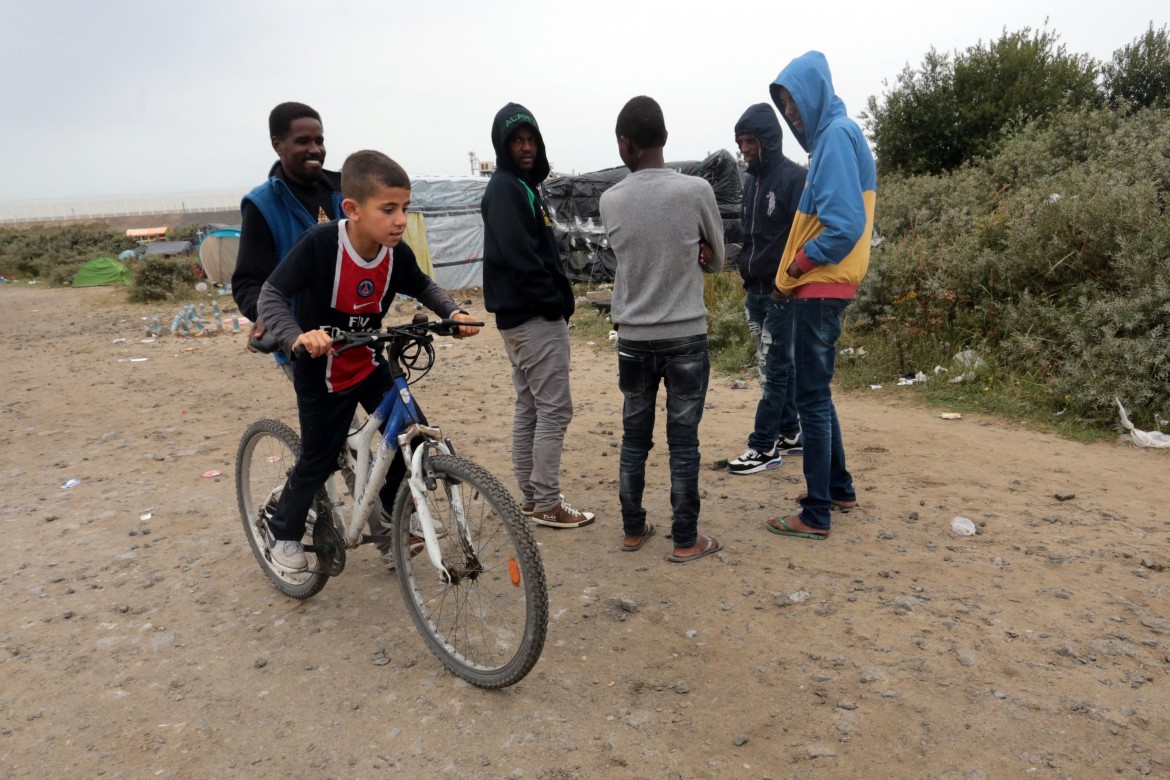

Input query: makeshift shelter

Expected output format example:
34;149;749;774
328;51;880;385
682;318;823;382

407;176;487;290
143;240;193;257
73;256;131;288
197;228;241;285
544;149;743;282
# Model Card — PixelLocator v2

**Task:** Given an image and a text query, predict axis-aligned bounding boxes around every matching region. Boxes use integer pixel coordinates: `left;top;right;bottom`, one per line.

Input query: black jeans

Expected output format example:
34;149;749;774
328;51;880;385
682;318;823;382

269;363;415;543
617;335;710;548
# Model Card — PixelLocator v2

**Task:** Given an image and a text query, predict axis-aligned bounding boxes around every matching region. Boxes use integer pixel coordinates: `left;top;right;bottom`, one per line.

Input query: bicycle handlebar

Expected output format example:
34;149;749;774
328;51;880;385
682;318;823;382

249;318;485;361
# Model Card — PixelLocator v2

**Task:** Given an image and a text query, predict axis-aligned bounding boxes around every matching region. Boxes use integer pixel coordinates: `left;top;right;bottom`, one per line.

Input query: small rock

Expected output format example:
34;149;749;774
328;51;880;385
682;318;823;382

684;629;698;639
907;511;919;521
1054;492;1076;502
807;745;839;758
993;690;1007;699
731;380;749;390
957;653;976;667
836;699;857;711
788;591;811;604
674;681;689;694
712;458;729;470
254;658;268;669
1140;618;1170;634
618;598;638;613
733;734;749;746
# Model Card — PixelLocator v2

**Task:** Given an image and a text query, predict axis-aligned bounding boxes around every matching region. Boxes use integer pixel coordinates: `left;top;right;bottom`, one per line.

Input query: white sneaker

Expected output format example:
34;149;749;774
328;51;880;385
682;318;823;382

727;447;782;475
270;539;307;571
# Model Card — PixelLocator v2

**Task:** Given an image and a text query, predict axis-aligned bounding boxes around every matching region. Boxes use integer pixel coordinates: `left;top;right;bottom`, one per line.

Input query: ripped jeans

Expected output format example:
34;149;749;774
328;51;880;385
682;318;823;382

744;292;799;451
616;335;709;549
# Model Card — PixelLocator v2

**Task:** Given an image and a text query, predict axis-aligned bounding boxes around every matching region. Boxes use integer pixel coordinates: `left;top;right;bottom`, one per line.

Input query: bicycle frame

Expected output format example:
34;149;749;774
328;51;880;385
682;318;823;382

332;373;470;584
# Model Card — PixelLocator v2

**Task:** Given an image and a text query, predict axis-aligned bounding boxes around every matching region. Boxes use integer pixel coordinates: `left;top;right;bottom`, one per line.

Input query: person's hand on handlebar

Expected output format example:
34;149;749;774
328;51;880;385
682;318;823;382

292;328;335;359
451;311;482;340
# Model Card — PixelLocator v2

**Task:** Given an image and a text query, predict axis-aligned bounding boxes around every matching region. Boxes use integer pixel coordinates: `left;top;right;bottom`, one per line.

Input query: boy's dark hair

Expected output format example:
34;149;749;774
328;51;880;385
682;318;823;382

615;96;667;150
269;102;321;139
341;150;411;201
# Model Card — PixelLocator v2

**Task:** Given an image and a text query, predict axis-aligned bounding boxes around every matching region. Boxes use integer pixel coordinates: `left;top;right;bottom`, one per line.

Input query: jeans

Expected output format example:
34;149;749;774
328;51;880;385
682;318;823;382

617;335;709;549
499;317;573;511
744;292;799;451
270;364;413;544
792;299;855;531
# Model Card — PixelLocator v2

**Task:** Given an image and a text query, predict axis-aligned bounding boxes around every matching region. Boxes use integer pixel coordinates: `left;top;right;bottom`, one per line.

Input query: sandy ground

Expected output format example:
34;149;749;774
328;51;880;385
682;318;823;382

1;284;1168;780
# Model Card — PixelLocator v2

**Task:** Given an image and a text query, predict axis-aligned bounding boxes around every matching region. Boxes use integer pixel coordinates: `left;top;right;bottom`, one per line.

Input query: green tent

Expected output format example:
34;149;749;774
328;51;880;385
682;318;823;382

72;256;132;288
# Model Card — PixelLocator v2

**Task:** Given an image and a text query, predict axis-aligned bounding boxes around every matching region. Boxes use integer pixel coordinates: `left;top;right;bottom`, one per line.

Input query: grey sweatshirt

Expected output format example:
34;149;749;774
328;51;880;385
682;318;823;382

599;168;725;341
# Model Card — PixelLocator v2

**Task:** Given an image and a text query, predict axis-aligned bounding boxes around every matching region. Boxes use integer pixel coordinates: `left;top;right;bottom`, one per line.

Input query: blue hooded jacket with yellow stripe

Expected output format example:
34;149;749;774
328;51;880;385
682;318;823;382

769;51;876;299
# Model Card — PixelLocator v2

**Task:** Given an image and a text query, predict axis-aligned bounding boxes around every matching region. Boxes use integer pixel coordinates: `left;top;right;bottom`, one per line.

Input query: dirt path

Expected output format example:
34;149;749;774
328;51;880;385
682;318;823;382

1;284;1168;779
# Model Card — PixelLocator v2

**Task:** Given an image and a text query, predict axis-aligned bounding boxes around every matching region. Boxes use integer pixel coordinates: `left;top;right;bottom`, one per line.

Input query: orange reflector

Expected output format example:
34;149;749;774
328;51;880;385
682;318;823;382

508;557;521;586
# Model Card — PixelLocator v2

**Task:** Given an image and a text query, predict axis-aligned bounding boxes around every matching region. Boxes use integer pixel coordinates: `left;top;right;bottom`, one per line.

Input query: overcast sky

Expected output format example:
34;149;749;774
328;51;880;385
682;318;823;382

2;0;1164;201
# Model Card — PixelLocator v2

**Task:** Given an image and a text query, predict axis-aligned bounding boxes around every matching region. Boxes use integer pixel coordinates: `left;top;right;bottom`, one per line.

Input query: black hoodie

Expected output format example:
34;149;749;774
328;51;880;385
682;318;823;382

480;102;575;330
734;104;806;294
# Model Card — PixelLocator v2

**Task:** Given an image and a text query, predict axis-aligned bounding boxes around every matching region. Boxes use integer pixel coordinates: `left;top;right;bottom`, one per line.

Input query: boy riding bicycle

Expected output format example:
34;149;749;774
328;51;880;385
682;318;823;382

257;150;480;572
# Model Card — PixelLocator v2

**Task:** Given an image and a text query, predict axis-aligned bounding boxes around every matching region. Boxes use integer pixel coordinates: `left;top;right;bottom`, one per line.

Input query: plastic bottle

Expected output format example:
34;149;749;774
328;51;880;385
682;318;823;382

951;516;977;536
212;301;223;331
231;313;240;333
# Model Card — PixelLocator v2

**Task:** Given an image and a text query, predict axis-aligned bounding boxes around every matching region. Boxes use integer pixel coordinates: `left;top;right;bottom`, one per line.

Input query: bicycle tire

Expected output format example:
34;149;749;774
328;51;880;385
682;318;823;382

235;418;332;599
391;454;548;688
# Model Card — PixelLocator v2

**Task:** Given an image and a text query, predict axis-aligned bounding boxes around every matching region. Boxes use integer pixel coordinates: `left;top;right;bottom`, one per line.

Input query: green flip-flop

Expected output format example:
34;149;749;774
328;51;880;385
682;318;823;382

766;516;829;540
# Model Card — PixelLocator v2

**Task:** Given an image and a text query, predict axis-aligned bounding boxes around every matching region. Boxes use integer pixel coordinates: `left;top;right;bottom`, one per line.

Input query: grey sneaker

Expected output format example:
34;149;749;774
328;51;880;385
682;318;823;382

727;447;782;475
408;511;447;539
270;539;307;571
531;500;595;529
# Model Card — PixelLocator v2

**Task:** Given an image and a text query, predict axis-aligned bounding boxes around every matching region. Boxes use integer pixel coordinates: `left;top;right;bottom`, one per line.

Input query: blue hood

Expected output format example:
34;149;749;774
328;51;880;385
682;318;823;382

733;103;783;175
770;50;848;154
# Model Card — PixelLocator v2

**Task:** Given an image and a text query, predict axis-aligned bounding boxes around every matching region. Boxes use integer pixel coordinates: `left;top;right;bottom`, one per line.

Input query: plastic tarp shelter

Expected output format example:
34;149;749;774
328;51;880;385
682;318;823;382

73;256;131;287
198;228;240;285
407;176;487;290
544;149;743;282
143;240;193;257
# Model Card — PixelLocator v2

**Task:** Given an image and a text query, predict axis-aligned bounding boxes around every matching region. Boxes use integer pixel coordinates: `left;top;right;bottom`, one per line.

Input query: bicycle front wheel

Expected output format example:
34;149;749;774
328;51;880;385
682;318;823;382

392;454;547;688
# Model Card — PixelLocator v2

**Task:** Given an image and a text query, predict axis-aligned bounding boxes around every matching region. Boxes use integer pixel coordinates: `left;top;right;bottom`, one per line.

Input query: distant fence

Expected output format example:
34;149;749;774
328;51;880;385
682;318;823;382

0;188;249;224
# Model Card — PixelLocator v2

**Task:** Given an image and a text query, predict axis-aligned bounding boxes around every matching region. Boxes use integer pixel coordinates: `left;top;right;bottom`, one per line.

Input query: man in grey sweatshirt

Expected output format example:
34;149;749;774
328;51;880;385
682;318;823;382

599;96;726;563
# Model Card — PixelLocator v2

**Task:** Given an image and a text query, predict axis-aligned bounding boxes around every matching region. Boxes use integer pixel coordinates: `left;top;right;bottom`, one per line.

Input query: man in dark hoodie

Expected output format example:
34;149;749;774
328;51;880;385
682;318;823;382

726;104;807;476
481;103;595;530
233;101;343;377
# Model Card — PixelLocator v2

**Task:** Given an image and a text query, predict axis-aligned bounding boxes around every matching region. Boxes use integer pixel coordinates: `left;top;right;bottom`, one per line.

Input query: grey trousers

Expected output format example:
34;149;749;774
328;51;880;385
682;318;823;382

499;318;573;511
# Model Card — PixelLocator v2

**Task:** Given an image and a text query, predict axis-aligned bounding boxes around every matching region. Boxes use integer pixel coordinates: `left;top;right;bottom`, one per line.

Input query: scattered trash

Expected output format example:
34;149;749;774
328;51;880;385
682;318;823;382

585;341;596;346
139;338;157;344
608;330;618;342
897;372;929;386
195;282;208;293
932;365;948;374
869;384;883;391
1115;398;1170;448
140;513;152;521
940;413;963;420
202;470;223;479
951;516;977;536
117;358;149;363
111;337;127;344
949;349;986;384
62;479;81;489
839;346;867;357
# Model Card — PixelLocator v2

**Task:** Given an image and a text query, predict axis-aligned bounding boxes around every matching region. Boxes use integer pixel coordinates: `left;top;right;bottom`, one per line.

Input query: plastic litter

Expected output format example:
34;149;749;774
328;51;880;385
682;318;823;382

951;516;976;536
62;479;80;489
202;470;224;478
1115;398;1170;448
940;413;962;420
869;384;883;391
897;372;929;386
949;349;986;384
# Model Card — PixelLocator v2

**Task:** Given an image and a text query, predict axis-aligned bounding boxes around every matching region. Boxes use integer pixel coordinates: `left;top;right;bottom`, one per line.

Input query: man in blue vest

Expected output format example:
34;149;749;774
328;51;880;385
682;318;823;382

233;102;343;377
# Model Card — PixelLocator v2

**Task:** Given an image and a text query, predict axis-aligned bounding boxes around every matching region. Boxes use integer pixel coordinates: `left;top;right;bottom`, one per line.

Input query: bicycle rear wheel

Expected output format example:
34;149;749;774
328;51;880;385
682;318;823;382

235;419;332;599
392;454;547;688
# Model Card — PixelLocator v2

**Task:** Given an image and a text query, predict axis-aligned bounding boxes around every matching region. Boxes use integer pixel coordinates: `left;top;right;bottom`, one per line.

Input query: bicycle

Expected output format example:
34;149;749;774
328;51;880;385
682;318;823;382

234;318;548;688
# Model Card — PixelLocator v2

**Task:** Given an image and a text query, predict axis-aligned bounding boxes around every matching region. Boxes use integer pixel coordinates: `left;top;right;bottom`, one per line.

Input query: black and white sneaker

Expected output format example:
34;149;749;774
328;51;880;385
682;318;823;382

727;447;782;475
776;431;803;455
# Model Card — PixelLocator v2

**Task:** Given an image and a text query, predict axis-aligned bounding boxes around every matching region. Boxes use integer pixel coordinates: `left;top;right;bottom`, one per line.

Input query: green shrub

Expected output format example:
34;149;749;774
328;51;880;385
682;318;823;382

856;106;1170;426
0;222;133;284
128;257;198;303
704;270;754;373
